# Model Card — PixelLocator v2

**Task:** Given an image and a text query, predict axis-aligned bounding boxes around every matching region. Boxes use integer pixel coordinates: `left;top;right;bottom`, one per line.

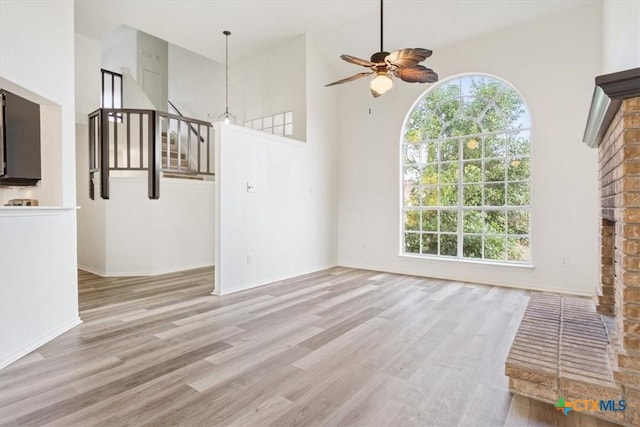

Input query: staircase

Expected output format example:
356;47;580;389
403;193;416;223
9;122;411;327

161;131;203;181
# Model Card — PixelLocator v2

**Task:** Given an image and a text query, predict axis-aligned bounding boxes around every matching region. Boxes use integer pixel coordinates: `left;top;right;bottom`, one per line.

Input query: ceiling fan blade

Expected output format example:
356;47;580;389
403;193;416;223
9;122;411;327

325;72;374;87
393;65;439;83
340;54;377;67
386;48;433;67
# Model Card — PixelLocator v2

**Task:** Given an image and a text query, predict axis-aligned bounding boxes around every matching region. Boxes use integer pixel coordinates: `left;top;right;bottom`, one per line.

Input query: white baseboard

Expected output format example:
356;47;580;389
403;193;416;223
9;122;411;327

0;317;82;369
215;263;337;296
78;264;107;276
336;261;593;297
78;263;214;277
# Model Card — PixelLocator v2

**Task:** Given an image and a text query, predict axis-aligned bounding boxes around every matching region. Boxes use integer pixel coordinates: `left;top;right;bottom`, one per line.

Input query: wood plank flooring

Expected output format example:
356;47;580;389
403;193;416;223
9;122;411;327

0;267;622;426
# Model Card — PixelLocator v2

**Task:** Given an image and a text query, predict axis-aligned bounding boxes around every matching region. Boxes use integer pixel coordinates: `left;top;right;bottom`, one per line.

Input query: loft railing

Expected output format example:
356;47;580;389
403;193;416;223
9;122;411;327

88;108;214;200
168;100;205;143
101;69;123;110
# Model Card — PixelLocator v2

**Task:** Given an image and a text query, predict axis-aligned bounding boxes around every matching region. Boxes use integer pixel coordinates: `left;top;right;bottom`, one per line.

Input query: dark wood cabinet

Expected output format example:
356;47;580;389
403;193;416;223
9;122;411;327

0;90;41;186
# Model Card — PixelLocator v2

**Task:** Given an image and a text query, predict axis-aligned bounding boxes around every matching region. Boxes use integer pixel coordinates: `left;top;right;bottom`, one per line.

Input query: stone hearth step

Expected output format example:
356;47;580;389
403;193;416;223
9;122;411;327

505;293;627;425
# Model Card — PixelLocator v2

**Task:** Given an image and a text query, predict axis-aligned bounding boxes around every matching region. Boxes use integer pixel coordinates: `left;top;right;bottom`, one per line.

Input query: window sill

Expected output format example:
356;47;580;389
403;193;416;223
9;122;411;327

398;253;534;269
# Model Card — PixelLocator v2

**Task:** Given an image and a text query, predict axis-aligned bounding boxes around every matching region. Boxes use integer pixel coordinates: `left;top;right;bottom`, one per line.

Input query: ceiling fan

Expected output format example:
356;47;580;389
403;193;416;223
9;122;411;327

325;0;438;97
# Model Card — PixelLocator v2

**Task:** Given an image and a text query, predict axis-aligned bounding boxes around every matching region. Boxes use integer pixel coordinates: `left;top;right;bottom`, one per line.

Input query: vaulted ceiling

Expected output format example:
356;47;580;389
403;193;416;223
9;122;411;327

75;0;598;69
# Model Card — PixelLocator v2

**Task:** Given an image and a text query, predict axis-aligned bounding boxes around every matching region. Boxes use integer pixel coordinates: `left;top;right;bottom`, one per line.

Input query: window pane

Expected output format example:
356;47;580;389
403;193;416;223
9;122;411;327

404;144;420;165
438;99;461;127
405;187;421;207
463;235;482;258
480;106;507;133
439;185;458;206
508;237;530;261
421;233;438;255
463;138;482;159
463;184;482;206
485;210;506;234
404;210;420;231
484;236;506;260
507;182;530;206
422;210;438;232
405;233;420;253
440;234;457;256
463;210;483;233
421;165;438;185
423;142;438;164
507;157;530;181
507;131;531;156
448;117;480;137
440;140;459;161
485;134;507;158
440;210;457;232
404;166;421;185
463;161;482;183
485;183;505;206
424;115;443;140
485;184;505;206
440;162;459;184
422;186;438;206
507;210;530;235
485;159;505;182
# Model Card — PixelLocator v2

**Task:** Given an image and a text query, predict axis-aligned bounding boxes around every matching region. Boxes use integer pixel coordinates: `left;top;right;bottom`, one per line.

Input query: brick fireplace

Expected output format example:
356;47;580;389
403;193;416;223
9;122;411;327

506;68;640;426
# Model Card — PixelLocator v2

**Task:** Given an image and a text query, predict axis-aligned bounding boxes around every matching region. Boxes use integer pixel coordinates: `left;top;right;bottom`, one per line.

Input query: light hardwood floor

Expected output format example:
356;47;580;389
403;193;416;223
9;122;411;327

0;267;621;426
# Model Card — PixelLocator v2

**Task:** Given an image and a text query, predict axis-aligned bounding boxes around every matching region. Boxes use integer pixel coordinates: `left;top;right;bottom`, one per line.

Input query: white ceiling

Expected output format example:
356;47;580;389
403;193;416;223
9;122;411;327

75;0;598;68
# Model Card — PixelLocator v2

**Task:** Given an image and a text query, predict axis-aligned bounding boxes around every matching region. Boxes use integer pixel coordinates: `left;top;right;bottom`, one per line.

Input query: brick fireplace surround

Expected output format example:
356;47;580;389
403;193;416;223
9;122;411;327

506;68;640;426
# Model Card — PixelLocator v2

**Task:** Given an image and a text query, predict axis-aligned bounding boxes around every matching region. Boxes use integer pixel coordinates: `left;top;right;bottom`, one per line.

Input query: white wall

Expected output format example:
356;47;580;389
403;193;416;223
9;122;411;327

168;43;225;121
231;36;307;141
0;0;79;368
76;124;107;274
336;4;602;296
102;25;137;77
602;0;640;73
121;68;156;110
214;129;333;292
77;177;215;276
0;209;81;368
75;34;101;124
305;35;339;268
137;30;168;111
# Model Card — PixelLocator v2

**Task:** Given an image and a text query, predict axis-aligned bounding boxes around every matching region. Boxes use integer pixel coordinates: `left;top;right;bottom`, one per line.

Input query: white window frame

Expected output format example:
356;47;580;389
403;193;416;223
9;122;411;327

399;73;533;265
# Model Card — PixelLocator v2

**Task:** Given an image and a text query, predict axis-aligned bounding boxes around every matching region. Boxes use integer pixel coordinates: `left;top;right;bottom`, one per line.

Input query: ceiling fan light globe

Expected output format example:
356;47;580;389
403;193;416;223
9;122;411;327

370;73;393;97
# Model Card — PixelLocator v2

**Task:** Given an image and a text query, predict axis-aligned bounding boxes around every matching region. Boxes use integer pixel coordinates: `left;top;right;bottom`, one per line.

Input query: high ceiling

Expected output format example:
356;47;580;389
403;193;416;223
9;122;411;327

75;0;597;68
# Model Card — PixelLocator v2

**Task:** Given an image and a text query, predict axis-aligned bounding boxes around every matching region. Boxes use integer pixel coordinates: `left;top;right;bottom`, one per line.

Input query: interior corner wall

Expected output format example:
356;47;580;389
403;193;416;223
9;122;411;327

230;36;307;141
101;25;138;77
336;4;602;295
75;33;101;124
136;31;168;111
602;0;640;73
305;35;339;266
0;0;79;368
168;43;226;121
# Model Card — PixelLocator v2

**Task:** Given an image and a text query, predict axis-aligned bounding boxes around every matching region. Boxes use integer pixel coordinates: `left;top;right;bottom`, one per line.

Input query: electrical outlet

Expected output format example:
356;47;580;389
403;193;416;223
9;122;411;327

247;181;256;193
561;257;569;266
246;253;252;264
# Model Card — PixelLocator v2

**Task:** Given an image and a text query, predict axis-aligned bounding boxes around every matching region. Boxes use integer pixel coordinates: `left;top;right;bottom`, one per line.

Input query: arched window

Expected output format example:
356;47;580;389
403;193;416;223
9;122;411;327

402;74;531;264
